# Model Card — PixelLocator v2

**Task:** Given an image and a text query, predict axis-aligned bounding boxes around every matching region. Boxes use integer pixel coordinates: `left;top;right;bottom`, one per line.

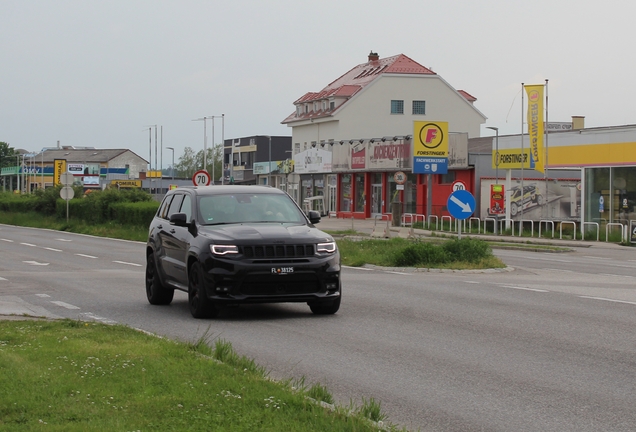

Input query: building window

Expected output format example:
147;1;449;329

322;101;327;111
391;100;404;114
412;100;426;115
296;106;302;116
330;101;335;110
440;171;456;184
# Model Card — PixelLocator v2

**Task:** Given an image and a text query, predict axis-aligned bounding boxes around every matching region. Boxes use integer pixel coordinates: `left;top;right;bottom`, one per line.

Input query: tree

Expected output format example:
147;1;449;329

0;142;18;190
173;144;224;182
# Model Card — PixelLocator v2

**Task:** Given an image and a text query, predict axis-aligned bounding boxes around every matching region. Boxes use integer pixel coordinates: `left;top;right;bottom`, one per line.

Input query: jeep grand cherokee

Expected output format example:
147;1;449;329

145;185;341;318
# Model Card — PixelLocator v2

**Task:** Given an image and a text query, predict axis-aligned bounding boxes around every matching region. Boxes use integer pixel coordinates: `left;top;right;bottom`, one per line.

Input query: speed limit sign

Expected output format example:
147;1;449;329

192;170;211;186
451;180;467;192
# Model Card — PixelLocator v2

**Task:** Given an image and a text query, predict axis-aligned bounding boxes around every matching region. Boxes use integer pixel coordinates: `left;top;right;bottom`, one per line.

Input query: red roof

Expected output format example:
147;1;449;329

283;53;437;123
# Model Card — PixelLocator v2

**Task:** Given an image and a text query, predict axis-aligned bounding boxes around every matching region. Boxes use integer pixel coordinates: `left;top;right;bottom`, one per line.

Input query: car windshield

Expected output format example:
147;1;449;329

197;193;306;225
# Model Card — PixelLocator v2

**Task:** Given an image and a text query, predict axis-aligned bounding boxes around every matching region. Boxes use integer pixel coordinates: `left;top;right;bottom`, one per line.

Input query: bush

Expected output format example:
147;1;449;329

392;241;449;266
111;201;160;226
442;238;492;263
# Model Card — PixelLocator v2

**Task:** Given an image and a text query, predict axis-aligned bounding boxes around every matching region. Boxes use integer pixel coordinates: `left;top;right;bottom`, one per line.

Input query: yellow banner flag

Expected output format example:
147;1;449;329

524;84;545;173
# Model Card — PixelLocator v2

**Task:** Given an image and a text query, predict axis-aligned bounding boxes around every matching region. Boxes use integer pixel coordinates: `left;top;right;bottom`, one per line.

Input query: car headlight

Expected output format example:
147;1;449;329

210;244;239;256
316;241;337;255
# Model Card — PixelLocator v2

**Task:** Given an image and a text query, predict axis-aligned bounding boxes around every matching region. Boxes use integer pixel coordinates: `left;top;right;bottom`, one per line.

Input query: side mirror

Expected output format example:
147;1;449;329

170;212;189;227
307;210;321;224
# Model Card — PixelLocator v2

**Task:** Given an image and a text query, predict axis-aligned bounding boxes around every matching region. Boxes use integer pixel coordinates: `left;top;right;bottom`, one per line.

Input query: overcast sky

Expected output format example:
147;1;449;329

2;0;634;165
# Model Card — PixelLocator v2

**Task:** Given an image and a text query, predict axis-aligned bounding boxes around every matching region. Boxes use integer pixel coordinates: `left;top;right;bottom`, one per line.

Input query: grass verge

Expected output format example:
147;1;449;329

0;319;404;431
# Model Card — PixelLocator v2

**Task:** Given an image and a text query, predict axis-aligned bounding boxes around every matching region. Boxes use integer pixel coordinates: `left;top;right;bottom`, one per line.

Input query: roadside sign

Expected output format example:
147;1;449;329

393;171;407;185
192;170;211;186
447;190;475;220
60;186;74;200
413;157;448;174
451;180;467;192
60;172;74;186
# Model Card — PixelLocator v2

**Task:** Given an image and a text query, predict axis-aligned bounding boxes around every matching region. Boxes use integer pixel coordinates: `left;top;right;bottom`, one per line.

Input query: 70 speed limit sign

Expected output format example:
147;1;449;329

192;170;211;186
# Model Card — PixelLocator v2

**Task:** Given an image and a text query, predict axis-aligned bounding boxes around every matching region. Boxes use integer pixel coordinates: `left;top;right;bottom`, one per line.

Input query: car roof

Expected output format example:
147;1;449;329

168;185;284;197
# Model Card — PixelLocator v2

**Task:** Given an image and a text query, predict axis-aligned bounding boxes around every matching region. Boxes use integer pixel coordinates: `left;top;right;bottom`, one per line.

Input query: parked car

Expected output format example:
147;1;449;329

145;185;341;318
510;184;544;216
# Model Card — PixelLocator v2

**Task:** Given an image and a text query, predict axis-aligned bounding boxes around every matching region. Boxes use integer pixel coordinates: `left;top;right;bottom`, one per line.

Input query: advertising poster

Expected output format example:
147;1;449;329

490;184;505;215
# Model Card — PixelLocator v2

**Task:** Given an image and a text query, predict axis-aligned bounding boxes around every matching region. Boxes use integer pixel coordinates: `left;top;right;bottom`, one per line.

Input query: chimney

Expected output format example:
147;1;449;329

572;116;585;130
368;51;379;62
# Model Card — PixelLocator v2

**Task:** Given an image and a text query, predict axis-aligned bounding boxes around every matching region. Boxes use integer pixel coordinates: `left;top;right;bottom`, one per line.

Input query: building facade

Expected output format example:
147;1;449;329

281;52;486;219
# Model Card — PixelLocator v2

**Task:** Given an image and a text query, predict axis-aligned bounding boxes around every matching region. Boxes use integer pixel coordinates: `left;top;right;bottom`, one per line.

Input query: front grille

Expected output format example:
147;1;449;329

239;273;320;296
241;244;315;259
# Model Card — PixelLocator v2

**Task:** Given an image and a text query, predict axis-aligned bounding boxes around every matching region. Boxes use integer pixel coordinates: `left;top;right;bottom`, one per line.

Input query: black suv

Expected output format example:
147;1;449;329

145;185;341;318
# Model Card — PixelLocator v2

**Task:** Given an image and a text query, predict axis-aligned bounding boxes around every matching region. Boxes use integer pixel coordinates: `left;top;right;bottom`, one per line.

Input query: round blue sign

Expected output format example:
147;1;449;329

447;189;476;220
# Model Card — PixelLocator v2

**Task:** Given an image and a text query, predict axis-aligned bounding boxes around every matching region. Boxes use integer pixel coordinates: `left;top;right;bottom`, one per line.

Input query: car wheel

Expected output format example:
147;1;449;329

309;291;341;315
510;202;518;216
536;195;544;205
188;261;219;319
146;252;174;305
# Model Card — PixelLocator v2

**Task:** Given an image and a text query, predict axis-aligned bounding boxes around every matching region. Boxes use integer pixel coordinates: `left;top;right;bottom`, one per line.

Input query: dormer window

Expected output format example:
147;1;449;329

296;106;302;116
322;101;327;111
304;104;308;114
313;102;317;112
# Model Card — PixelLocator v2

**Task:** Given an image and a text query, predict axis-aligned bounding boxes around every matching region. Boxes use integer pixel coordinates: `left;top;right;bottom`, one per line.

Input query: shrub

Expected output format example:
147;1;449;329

392;241;449;266
442;238;491;263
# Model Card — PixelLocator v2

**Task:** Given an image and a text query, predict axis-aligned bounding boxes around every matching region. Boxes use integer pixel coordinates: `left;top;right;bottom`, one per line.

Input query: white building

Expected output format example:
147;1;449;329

282;51;486;218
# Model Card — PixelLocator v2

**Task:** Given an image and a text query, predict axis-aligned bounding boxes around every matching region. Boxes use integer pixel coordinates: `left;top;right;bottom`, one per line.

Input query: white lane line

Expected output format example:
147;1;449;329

544;268;574;273
0;277;7;281
35;294;51;298
464;281;480;284
56;239;72;242
44;247;63;252
80;312;117;324
342;265;373;271
384;271;411;275
500;285;549;293
20;242;36;247
23;261;49;266
607;263;636;268
1;238;13;242
521;256;572;263
113;261;142;267
51;301;80;310
585;256;610;260
75;254;98;259
579;296;636;306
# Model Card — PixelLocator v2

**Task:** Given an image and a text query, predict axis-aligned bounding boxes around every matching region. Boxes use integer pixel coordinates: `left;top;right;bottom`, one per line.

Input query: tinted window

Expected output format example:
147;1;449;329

158;195;174;220
181;195;192;221
167;194;184;218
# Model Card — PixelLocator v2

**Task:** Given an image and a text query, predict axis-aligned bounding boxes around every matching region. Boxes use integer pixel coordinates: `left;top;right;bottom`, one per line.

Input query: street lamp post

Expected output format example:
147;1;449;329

166;147;175;180
486;126;500;235
267;136;272;186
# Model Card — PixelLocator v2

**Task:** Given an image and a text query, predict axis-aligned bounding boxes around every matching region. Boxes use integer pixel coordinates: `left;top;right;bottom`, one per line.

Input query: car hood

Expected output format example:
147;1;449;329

198;223;333;244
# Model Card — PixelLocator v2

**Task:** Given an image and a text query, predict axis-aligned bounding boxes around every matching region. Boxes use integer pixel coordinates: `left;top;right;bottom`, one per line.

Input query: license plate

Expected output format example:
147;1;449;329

272;267;293;275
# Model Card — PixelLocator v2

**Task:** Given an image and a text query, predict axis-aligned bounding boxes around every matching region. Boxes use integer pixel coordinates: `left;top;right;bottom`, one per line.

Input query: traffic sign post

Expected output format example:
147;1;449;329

447;190;476;240
59;172;74;222
192;170;211;186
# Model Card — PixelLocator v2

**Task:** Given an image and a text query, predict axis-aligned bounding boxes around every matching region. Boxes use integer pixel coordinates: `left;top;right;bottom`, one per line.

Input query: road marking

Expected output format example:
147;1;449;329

584;256;609;259
342;265;373;271
500;285;549;293
44;247;63;252
113;261;142;267
579;296;636;306
80;312;117;324
463;281;480;284
521;256;572;263
20;242;36;247
56;239;72;242
384;271;411;275
544;268;573;272
35;294;51;298
607;263;636;268
0;277;7;281
51;301;80;310
1;238;13;242
75;254;98;259
23;261;50;266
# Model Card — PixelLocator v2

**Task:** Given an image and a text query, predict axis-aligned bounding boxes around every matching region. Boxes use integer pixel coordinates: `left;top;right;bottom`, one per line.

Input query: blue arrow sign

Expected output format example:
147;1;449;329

447;189;475;220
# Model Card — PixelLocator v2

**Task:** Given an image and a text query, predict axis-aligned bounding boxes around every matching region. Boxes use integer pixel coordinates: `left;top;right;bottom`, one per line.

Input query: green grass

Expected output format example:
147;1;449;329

0;319;404;431
338;237;505;269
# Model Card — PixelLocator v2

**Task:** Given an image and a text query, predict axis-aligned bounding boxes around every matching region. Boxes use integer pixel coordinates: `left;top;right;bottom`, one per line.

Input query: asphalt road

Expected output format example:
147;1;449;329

2;224;636;431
